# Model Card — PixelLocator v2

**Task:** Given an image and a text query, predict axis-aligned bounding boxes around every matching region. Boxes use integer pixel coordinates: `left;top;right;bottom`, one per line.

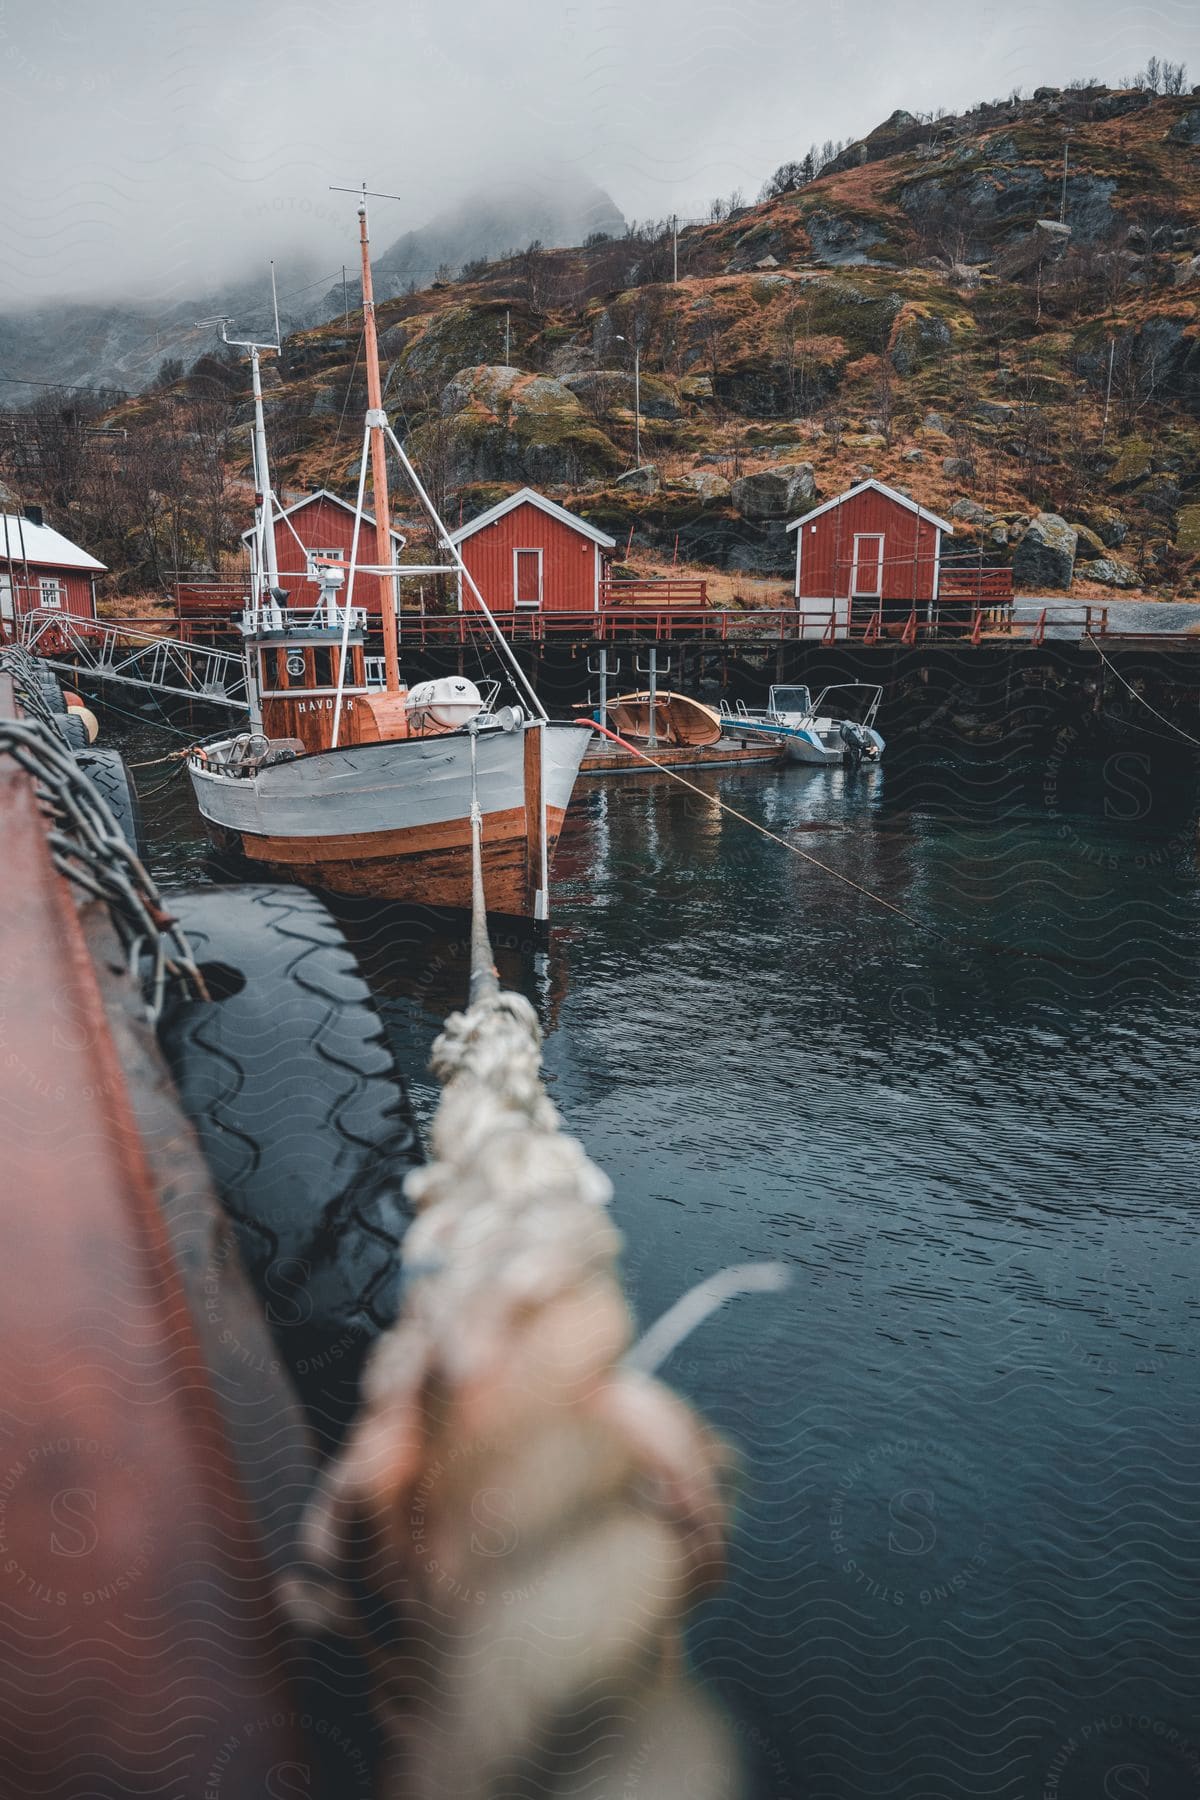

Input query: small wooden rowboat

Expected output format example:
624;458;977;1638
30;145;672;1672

605;690;723;747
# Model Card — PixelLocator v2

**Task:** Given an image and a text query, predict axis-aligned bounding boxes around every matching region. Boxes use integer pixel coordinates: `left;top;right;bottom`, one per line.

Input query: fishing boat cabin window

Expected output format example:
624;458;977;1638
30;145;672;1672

38;578;62;608
513;548;543;608
309;547;345;565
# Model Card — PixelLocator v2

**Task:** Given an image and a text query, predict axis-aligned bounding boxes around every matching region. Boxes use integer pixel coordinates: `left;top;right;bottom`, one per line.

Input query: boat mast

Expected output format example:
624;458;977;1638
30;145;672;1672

203;299;282;623
247;342;281;607
357;193;401;694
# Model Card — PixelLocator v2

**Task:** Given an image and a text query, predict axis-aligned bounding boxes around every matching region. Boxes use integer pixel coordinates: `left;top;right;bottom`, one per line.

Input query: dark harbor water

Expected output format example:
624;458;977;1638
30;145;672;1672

130;717;1200;1800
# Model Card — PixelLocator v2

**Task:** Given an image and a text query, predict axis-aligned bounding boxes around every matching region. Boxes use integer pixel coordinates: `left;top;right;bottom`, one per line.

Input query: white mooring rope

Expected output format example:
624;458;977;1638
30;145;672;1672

292;727;786;1800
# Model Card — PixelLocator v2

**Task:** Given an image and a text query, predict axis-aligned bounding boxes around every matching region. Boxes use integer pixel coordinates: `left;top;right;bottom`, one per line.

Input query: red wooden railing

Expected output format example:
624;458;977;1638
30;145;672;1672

175;580;246;617
938;566;1014;600
76;600;1134;654
599;578;710;607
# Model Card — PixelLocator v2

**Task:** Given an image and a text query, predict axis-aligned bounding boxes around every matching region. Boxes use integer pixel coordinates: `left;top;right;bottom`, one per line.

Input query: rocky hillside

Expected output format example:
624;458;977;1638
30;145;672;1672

16;83;1200;599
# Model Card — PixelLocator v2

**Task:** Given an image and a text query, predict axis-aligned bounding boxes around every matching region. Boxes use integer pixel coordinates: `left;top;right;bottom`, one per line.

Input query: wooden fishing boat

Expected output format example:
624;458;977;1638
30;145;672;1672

188;193;589;922
605;689;723;747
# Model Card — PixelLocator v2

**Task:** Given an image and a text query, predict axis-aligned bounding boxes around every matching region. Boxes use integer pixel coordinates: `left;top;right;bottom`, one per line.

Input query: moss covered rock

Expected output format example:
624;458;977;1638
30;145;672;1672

1175;504;1200;553
438;365;622;486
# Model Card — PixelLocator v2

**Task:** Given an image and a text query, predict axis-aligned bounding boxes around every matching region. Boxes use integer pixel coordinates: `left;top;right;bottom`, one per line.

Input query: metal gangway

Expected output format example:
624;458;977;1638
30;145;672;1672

18;609;249;710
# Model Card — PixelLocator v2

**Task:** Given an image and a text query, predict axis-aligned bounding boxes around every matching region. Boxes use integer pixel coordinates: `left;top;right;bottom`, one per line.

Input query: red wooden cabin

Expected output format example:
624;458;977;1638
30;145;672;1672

242;489;406;617
449;488;616;614
786;480;954;635
1;508;103;635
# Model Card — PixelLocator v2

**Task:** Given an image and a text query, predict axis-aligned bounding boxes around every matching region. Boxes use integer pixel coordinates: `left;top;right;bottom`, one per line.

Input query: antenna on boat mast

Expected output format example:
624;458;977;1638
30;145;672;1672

328;183;402;694
199;298;284;624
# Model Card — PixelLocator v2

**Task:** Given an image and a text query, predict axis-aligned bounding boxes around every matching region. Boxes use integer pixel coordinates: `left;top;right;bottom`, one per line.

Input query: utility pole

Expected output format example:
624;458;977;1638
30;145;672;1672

672;214;678;283
1101;337;1116;448
342;265;349;321
613;333;642;471
505;308;511;364
1059;135;1071;225
634;343;641;469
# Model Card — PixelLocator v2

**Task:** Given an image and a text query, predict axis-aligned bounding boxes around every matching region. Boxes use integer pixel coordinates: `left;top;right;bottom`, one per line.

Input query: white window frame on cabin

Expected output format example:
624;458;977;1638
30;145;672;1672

850;534;884;598
512;546;543;608
38;577;63;609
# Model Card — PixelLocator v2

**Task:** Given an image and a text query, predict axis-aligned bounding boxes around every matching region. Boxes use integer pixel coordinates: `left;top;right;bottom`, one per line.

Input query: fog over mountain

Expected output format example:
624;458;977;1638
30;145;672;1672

2;0;1197;394
0;178;626;395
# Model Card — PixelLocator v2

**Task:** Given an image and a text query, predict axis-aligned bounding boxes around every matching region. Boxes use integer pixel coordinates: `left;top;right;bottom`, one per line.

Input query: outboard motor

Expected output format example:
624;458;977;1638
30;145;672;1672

840;720;875;767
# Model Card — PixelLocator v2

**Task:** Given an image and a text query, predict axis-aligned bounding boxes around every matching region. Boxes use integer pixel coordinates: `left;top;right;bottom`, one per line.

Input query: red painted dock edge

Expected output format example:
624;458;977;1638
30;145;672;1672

0;672;302;1795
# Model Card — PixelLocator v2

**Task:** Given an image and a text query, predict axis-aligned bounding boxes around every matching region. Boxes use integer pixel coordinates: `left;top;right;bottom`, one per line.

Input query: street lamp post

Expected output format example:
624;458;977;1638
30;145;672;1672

613;333;641;471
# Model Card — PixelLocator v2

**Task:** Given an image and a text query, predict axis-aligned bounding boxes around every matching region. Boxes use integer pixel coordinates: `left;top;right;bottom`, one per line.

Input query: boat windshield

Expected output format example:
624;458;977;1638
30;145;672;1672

769;686;812;716
812;685;881;724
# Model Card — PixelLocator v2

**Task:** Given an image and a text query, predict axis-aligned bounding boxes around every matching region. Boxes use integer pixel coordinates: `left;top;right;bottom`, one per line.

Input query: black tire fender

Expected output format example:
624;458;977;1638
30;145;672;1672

73;746;146;858
158;885;420;1375
38;669;67;714
56;711;90;750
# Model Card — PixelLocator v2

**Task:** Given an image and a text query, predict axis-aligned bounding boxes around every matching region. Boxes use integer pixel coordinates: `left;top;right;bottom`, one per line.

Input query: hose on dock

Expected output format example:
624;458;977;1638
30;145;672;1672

292;726;748;1800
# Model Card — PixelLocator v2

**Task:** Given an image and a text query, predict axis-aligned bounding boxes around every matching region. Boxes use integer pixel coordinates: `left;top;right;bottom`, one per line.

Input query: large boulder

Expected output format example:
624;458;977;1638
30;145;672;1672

1176;503;1200;554
803;210;886;266
616;464;659;495
1078;503;1128;548
1087;557;1140;589
1012;513;1077;590
561;369;681;419
680;470;732;503
974;400;1016;426
950;497;991;525
730;462;817;520
1167;107;1200;147
1069;523;1107;560
437;364;622;486
890;309;952;375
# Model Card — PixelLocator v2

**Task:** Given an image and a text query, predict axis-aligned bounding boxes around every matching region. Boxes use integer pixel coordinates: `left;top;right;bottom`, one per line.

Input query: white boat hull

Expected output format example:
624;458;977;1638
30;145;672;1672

188;720;590;917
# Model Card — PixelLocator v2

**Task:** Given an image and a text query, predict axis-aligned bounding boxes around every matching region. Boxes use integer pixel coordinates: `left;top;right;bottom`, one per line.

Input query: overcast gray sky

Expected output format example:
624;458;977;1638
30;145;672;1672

2;0;1197;309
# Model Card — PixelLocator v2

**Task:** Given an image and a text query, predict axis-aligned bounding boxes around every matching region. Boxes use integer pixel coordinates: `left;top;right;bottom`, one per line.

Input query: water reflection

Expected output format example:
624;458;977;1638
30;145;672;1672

133;719;1200;1800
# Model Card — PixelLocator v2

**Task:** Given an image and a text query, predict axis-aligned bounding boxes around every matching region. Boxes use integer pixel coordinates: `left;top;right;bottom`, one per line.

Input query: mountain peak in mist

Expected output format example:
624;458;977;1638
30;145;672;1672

0;176;627;397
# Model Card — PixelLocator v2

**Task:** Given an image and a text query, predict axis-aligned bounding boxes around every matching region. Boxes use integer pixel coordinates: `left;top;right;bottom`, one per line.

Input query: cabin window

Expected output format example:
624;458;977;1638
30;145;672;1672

308;547;345;565
513;548;542;607
38;578;62;609
312;647;335;689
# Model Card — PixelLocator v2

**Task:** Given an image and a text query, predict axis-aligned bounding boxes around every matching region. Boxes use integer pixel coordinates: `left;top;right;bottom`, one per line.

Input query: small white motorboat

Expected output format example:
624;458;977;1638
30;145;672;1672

720;683;885;766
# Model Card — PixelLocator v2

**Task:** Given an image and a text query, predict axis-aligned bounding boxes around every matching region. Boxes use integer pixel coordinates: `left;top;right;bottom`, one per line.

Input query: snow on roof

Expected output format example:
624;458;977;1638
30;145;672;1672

0;513;106;572
785;479;954;536
449;486;617;549
240;488;405;544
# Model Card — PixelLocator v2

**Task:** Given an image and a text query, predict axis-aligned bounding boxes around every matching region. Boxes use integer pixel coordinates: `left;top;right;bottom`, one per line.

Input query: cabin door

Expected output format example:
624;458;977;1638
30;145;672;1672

0;576;12;633
513;548;543;608
851;534;884;598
